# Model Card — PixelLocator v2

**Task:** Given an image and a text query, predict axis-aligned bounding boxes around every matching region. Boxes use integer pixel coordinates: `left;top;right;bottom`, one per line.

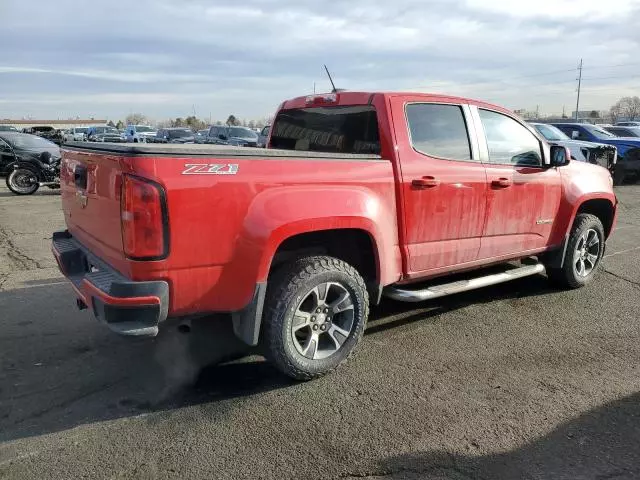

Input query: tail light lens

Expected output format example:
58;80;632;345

121;175;168;259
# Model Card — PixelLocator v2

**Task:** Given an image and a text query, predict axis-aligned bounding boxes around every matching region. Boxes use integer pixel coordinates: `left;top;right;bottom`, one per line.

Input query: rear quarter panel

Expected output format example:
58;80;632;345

125;155;400;315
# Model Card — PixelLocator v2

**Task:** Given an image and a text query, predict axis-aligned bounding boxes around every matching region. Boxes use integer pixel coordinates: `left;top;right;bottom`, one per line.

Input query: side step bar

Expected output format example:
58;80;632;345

384;264;545;303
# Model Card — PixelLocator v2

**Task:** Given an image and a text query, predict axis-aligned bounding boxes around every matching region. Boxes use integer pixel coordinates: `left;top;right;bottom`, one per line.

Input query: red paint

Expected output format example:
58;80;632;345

57;91;616;321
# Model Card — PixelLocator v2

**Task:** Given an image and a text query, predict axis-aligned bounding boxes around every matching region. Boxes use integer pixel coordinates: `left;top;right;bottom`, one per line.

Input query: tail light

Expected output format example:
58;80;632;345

121;175;169;260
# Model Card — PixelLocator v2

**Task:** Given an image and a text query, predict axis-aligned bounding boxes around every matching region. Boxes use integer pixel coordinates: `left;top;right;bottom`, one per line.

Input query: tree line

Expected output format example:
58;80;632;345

105;113;271;130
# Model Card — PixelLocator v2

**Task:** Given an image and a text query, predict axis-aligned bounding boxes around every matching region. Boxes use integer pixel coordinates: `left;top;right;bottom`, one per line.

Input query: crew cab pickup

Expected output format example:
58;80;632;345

53;92;617;380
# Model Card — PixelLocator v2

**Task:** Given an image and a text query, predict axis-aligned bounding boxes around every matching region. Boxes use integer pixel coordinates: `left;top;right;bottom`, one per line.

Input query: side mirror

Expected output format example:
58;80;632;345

571;130;580;140
550;145;571;167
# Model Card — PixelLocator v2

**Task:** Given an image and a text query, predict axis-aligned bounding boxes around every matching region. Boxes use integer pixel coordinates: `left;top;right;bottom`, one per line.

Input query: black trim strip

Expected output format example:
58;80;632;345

63;142;382;161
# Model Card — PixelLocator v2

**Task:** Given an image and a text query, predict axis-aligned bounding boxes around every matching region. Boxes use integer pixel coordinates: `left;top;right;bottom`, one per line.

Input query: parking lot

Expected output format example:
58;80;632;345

0;182;639;479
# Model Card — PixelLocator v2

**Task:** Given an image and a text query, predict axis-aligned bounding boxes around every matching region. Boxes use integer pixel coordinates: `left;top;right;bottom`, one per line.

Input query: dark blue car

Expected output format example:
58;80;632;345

551;123;640;184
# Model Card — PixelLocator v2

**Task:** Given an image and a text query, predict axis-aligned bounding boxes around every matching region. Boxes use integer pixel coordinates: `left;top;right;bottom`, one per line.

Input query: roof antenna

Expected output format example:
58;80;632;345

324;64;344;93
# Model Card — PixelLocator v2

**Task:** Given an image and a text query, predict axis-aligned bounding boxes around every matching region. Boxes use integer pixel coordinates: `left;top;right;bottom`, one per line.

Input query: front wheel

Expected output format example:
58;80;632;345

6;168;39;195
263;256;369;380
546;213;605;289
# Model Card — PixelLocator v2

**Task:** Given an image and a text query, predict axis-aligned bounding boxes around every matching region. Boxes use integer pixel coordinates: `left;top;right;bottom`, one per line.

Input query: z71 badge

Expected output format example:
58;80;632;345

182;164;239;175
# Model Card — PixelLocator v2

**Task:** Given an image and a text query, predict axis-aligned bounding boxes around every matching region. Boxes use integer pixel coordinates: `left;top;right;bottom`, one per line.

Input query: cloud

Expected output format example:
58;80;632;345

0;0;638;120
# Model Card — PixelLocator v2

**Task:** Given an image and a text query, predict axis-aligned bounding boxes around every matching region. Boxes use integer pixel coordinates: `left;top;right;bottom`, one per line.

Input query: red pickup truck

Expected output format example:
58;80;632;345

53;91;617;380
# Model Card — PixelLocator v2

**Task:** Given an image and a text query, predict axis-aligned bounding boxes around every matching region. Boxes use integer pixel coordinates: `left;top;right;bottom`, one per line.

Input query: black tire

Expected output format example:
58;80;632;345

6;168;39;195
546;213;605;289
263;256;369;380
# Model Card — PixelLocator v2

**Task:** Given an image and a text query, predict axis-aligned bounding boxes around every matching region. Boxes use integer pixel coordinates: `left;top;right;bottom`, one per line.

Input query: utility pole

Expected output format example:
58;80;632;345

575;59;583;120
536;105;539;119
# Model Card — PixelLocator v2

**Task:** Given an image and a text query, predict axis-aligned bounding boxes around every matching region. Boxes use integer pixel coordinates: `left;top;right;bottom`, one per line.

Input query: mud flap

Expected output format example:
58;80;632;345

231;283;267;346
545;234;570;269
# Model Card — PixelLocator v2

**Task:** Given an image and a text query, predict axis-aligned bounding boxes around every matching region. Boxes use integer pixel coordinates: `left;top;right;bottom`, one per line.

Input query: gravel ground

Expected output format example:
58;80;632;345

0;182;639;480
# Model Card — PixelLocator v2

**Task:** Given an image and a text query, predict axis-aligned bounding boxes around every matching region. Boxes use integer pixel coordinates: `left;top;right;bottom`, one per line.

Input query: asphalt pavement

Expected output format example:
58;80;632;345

1;182;639;480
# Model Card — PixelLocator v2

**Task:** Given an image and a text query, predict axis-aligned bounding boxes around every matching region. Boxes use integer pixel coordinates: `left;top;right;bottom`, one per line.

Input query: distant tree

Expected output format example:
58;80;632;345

184;115;206;130
226;115;239;126
215;120;223;126
125;113;148;125
172;117;185;127
589;110;600;119
610;101;622;123
107;120;116;127
621;96;640;120
248;120;256;129
115;120;124;129
610;96;640;122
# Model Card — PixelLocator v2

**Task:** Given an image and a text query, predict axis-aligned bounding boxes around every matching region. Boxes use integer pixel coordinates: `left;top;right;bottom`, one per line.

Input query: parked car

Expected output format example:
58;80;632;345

87;126;125;142
551;122;640;184
616;121;640;127
207;125;259;147
53;91;617;380
153;128;195;144
603;125;640;138
124;125;157;143
22;126;64;145
0;125;19;132
64;127;89;142
0;132;61;194
530;123;616;175
257;125;271;148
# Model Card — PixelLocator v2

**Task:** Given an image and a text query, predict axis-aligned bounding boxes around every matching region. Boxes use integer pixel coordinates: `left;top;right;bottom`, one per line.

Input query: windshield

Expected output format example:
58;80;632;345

135;126;154;132
0;125;18;132
584;124;616;139
169;129;192;138
75;127;88;133
261;125;270;136
534;124;570;141
228;127;258;139
4;133;58;150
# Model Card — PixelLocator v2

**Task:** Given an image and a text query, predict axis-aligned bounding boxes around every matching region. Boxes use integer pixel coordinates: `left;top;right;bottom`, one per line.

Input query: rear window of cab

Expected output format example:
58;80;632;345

270;105;380;154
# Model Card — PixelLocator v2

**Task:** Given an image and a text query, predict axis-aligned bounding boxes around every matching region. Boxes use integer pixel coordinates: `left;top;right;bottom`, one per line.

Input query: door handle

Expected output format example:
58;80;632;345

412;176;440;189
491;178;512;188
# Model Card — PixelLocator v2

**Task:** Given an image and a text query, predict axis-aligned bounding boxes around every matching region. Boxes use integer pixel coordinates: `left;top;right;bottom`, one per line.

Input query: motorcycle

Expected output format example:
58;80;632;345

5;151;61;195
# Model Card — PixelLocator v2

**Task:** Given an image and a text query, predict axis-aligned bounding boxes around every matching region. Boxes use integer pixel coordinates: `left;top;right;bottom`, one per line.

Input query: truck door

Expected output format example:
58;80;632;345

471;106;562;258
391;97;487;277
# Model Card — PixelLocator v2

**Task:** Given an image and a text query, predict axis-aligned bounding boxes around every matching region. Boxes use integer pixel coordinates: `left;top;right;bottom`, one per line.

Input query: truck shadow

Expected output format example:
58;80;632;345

0;272;558;443
361;391;640;479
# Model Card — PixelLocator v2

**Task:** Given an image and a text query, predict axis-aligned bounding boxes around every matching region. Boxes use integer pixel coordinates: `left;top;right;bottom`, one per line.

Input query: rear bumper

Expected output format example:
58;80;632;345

52;230;169;337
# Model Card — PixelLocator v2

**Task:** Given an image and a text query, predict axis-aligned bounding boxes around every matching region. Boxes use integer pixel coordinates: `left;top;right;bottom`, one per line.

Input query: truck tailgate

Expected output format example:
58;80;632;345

60;148;128;274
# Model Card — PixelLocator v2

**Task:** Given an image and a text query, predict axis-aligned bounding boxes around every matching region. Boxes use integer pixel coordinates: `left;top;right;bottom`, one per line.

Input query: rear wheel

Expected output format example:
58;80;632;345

6;168;39;195
546;213;604;289
263;256;369;380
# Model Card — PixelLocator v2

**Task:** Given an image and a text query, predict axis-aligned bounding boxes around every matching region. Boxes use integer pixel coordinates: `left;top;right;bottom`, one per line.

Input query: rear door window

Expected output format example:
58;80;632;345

270;105;380;154
405;103;472;160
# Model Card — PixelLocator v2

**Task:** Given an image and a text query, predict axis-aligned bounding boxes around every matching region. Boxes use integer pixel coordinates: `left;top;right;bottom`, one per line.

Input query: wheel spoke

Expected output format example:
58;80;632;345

301;335;318;359
576;258;586;276
327;325;350;350
330;291;354;313
586;253;598;269
312;283;331;305
292;310;312;332
587;233;599;248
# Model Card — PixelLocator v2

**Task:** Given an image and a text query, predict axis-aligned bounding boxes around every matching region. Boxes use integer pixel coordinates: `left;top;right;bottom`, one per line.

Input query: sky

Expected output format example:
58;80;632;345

1;0;639;122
